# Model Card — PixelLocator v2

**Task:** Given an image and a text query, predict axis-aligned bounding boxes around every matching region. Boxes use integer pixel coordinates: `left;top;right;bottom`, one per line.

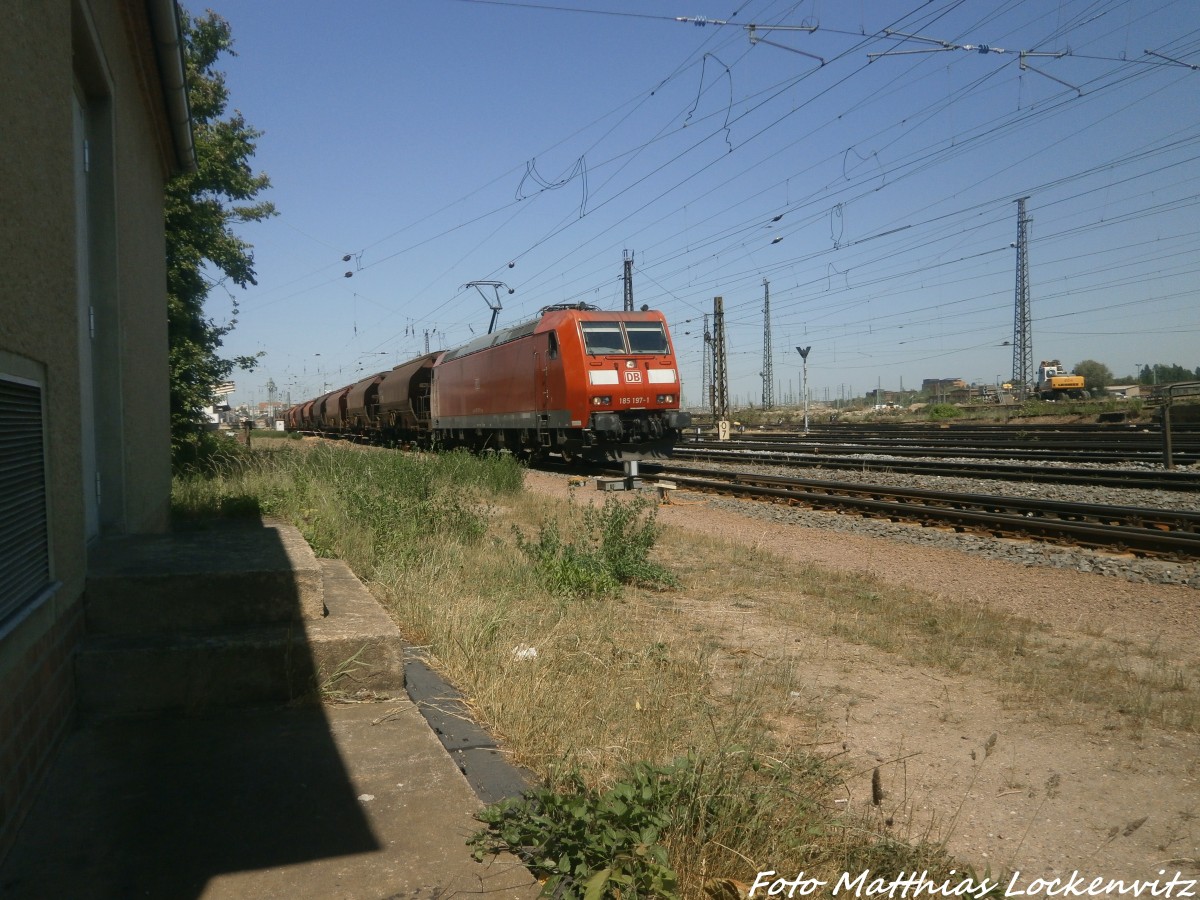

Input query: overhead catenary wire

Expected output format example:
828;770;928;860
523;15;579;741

245;0;1198;403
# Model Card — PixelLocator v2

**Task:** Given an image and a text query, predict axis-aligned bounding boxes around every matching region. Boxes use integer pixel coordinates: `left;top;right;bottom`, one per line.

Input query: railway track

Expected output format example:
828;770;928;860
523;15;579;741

669;445;1200;492
634;463;1200;560
680;436;1199;466
691;421;1200;444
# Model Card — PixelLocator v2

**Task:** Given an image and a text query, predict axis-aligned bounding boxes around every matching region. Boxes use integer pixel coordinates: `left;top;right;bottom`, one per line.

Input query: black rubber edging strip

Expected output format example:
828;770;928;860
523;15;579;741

404;654;536;807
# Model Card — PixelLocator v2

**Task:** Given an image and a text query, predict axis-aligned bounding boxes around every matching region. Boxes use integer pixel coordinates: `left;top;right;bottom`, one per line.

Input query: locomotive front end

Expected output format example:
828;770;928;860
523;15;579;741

568;311;691;459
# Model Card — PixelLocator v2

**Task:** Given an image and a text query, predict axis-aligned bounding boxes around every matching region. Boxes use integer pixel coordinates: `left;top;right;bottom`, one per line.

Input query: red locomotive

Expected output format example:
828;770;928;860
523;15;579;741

285;304;691;460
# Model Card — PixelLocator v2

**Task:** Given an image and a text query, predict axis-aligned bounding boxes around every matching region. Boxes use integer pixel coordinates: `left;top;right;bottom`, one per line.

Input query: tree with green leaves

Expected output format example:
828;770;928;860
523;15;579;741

167;9;275;468
1140;363;1200;385
1071;359;1113;393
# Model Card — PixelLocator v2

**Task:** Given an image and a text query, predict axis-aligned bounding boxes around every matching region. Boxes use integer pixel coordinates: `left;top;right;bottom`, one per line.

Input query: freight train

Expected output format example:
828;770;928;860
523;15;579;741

284;304;692;461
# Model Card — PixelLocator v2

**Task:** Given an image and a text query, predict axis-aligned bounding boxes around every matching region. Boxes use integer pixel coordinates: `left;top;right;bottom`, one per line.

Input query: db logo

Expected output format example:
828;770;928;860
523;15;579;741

624;371;643;383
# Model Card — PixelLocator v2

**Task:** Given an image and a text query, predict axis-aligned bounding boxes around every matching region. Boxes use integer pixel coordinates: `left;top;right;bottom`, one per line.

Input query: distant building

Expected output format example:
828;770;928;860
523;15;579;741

1105;384;1142;400
257;401;287;420
922;377;967;393
869;388;900;407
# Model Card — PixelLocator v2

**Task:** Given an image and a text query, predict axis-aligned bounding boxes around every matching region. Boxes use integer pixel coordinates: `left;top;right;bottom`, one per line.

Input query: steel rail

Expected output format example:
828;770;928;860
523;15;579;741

644;465;1200;559
680;438;1200;465
721;437;1195;452
696;422;1200;438
667;446;1200;492
694;434;1200;452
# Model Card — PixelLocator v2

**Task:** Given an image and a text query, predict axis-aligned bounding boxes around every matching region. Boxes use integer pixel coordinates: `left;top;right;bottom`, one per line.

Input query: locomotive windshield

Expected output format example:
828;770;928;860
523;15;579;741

581;320;670;355
581;322;626;355
625;322;669;354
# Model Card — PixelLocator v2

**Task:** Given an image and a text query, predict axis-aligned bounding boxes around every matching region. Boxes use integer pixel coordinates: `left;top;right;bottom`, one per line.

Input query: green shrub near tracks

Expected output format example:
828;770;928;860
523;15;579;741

925;403;963;421
515;493;679;601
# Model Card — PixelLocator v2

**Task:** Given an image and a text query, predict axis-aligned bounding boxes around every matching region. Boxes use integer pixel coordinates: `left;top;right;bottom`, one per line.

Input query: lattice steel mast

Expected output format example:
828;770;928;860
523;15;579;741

1012;197;1033;400
712;296;729;422
761;278;774;409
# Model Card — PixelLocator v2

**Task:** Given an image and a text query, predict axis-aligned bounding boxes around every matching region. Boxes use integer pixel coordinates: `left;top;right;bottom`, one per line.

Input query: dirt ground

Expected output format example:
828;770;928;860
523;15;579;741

522;470;1200;885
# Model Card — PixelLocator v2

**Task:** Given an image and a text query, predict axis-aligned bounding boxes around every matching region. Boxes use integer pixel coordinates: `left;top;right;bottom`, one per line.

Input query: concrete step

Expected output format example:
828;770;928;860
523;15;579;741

76;529;406;718
75;626;318;717
306;559;406;701
84;522;325;634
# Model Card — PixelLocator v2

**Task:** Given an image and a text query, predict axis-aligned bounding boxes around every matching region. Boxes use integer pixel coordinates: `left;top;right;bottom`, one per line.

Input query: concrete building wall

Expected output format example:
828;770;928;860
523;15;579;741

0;0;186;862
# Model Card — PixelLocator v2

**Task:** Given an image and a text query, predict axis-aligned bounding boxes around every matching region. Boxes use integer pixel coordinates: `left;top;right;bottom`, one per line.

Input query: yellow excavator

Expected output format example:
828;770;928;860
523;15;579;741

1036;360;1087;400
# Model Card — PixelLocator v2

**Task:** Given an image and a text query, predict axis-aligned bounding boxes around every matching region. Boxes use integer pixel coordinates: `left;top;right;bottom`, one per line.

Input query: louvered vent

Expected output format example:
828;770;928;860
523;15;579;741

0;375;50;624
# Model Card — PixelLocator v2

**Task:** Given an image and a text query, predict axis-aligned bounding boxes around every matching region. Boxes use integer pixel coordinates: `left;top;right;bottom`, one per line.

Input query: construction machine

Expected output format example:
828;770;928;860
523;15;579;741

1036;360;1087;400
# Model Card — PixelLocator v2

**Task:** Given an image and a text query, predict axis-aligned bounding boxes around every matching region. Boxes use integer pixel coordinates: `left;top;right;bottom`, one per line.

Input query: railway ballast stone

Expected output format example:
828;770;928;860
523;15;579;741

700;490;1199;589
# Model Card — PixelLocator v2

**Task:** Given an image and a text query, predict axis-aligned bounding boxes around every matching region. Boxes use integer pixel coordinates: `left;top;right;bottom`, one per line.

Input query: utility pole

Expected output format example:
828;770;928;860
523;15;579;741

424;330;430;354
1012;197;1033;400
761;278;774;409
622;250;634;312
712;297;730;432
701;313;712;418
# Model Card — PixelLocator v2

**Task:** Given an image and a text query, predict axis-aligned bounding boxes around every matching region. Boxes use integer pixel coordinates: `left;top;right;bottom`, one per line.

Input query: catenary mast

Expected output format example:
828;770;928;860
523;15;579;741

1012;197;1033;400
761;279;774;409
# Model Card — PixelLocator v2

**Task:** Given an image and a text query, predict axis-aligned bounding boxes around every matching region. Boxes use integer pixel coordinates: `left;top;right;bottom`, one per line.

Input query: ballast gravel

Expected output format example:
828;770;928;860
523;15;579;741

670;456;1200;589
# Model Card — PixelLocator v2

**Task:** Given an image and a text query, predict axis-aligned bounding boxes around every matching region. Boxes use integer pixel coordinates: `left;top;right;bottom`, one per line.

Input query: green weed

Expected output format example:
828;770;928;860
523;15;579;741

471;763;679;899
515;494;679;601
926;403;963;421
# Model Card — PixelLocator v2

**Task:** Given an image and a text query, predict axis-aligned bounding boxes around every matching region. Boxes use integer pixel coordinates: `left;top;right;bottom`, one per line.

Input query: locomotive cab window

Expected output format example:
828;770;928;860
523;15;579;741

625;322;669;355
581;322;626;355
546;331;558;359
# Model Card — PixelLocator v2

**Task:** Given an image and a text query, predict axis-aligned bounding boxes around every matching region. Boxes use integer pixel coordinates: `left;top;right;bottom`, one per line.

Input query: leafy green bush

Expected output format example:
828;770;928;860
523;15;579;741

470;762;681;899
585;495;678;588
515;517;621;599
926;403;962;421
471;747;873;899
516;494;678;600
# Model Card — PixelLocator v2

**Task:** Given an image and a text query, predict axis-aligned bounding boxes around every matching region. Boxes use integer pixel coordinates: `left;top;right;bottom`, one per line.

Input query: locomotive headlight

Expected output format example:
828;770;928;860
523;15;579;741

657;394;674;404
592;395;611;406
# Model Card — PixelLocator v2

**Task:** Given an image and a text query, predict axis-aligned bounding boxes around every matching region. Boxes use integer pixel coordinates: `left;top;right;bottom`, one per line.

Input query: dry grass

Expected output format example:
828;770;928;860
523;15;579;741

653;528;1200;735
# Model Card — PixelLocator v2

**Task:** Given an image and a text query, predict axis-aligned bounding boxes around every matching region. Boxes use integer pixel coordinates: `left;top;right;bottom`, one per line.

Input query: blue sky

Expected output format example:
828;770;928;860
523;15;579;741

202;0;1200;410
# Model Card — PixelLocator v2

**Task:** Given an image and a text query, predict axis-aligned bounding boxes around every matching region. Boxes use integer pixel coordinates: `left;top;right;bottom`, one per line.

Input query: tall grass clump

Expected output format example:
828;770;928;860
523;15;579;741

172;443;523;577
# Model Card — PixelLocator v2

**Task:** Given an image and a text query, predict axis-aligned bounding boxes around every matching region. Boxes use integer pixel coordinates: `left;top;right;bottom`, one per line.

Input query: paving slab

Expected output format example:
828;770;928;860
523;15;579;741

0;701;538;899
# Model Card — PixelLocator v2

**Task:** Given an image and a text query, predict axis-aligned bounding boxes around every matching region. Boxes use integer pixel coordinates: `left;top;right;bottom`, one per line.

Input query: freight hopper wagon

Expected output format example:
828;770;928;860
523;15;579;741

431;304;691;461
286;353;439;440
